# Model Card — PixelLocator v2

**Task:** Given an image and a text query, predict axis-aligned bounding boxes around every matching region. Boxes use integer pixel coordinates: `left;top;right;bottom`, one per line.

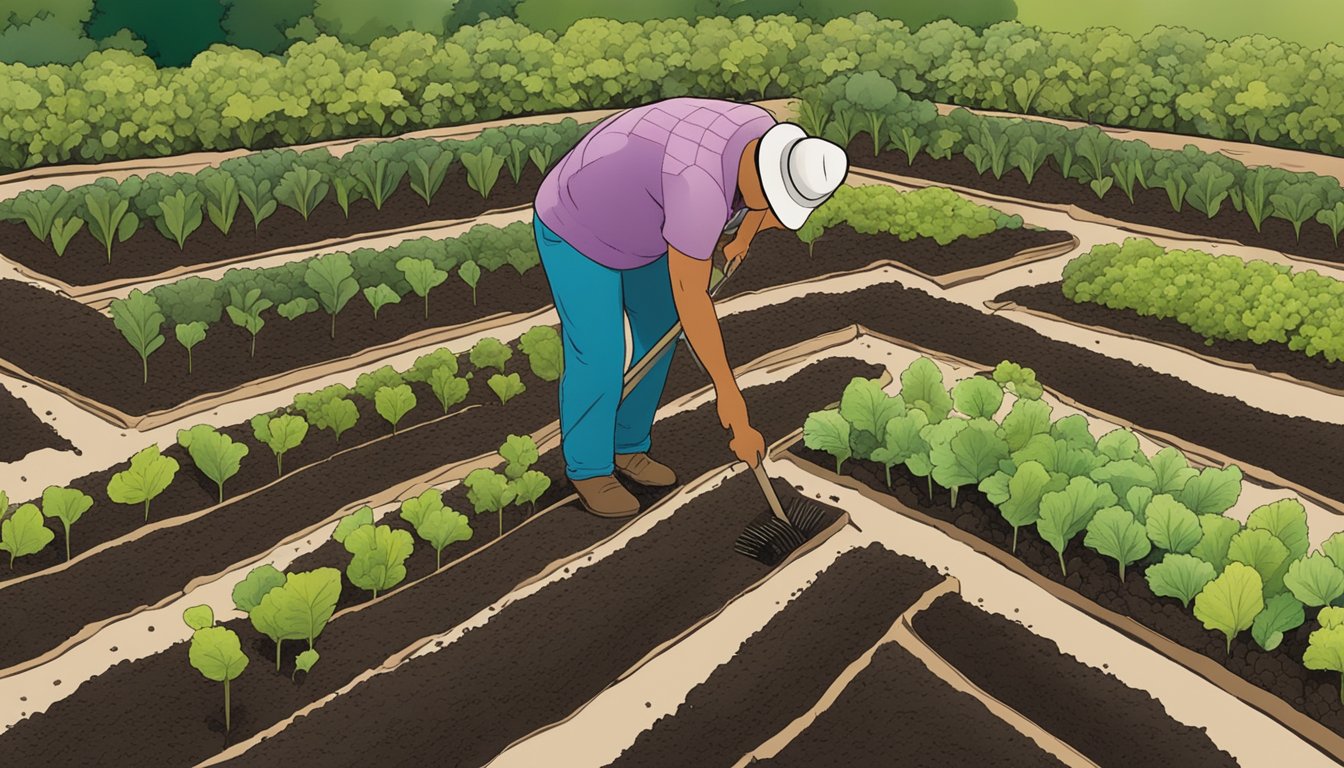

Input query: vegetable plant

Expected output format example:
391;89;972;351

488;373;526;404
499;434;539;480
355;366;404;400
510;471;551;516
1283;552;1344;608
803;409;850;474
106;444;180;521
41;485;93;562
350;155;406;210
870;409;930;489
332;506;375;544
82;186;139;262
951;376;1003;420
1083;506;1150;580
1190;515;1242;572
110;290;165;384
294;649;319;680
375;384;417;434
232;563;286;613
1227;528;1291;597
174;322;207;374
343;523;414;598
1247;499;1309;561
250;567;341;668
1145;553;1216;608
1144;495;1202;554
226;287;272;358
396;257;448;319
278;297;318;321
462;146;505;198
929;418;1007;507
304;252;359;338
177;424;249;503
1194;562;1264;653
237;176;278;231
838;377;904;460
429;368;470;414
251;413;308;476
465;469;515;538
984;460;1053;553
1305;608;1344;703
275;166;329;220
317;398;359;443
156;189;204;248
407;144;453;205
518;326;563;382
1035;476;1117;575
399;490;473;568
187;625;249;732
0;503;53;569
202;170;240;235
898;357;953;423
1251;593;1304;652
458;261;482;305
362;284;401;319
470;338;512;372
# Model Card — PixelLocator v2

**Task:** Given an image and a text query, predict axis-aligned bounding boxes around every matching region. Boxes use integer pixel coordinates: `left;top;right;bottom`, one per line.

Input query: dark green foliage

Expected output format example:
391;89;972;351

86;0;226;66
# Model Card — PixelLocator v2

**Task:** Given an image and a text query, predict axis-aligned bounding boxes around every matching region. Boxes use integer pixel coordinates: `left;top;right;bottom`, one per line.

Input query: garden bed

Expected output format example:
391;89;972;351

0;357;879;768
996;282;1344;395
0;170;542;287
0;383;70;463
605;544;941;767
913;593;1238;766
789;443;1344;742
848;140;1344;265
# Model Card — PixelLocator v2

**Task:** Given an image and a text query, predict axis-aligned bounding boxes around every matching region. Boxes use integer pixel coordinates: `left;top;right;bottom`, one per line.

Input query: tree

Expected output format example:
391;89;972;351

221;0;314;53
311;0;458;45
86;0;226;66
0;2;99;65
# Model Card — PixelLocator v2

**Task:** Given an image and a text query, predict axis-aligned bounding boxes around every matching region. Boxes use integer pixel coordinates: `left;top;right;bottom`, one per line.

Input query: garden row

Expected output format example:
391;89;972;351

802;73;1344;262
798;359;1344;737
0;185;1063;417
0;356;876;767
6;17;1344;173
0;121;587;284
0;384;70;463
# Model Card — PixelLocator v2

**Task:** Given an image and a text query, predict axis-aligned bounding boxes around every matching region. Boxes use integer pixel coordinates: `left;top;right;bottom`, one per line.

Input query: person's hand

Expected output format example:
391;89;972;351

722;236;749;274
718;390;765;467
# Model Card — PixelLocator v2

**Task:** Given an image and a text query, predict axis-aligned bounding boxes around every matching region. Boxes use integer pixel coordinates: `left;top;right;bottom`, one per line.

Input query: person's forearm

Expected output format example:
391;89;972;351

673;287;739;401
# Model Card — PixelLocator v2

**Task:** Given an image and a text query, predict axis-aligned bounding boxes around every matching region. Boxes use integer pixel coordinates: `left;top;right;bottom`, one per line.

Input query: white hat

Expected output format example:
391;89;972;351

756;123;848;231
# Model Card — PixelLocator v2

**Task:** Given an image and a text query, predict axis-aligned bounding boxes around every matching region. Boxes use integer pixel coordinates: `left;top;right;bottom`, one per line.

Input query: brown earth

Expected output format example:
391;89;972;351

0;381;71;463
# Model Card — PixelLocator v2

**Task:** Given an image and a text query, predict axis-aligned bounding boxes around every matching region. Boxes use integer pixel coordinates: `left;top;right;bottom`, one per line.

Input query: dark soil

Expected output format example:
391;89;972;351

0;380;71;462
791;445;1344;742
1000;281;1344;393
914;594;1238;767
0;273;553;416
718;224;1071;298
221;472;844;768
0;358;877;768
753;642;1066;767
848;136;1344;264
0;167;542;286
606;544;942;768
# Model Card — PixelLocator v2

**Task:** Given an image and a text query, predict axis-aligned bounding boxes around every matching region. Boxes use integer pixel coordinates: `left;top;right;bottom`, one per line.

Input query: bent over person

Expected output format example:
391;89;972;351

532;97;848;518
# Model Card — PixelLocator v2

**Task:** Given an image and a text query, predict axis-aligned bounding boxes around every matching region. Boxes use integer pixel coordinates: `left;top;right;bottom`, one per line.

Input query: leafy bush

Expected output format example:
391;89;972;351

177;424;249;503
798;186;1013;254
354;366;404;401
106;444;180;521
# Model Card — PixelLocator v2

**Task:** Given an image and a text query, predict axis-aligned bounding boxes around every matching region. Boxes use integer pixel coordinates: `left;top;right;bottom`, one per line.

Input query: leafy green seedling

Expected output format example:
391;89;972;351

929;418;1008;508
375;384;417;434
175;322;207;374
803;409;850;475
188;626;249;732
1194;562;1264;654
41;485;93;562
998;398;1052;453
343;523;414;599
869;408;928;489
251;413;308;476
1305;609;1344;704
317;398;359;443
458;261;482;305
399;490;473;568
1190;515;1241;571
1089;459;1156;504
1178;465;1243;516
83;186;138;262
1049;414;1096;452
177;424;250;503
1247;499;1310;561
1147;447;1198;495
518;326;562;382
469;337;512;373
157;189;203;248
510;470;551;516
1228;528;1291;597
1284;553;1344;607
429;368;469;414
232;563;286;613
110;290;165;384
251;568;341;669
991;360;1043;400
1252;592;1304;652
362;284;401;319
304;252;359;338
277;297;319;321
1095;429;1142;463
1144;495;1202;554
226;287;272;358
107;443;179;521
951;376;1003;420
354;365;404;400
0;503;53;569
294;649;319;680
465;468;515;538
183;604;214;631
404;348;458;383
396;257;448;319
499;434;539;480
488;373;525;404
1145;553;1216;608
332;506;375;544
987;460;1053;553
1084;506;1150;581
1036;475;1117;575
898;357;952;423
838;377;904;460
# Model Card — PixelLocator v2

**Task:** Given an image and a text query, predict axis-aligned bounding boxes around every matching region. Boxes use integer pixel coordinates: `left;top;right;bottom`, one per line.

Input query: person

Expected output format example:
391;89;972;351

533;97;848;518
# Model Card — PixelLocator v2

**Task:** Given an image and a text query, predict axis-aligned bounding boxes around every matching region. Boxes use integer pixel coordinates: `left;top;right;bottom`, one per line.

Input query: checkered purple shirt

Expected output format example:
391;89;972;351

535;98;775;269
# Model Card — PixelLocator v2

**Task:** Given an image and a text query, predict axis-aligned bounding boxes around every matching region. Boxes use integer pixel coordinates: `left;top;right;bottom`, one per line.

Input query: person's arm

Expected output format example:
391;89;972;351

667;245;766;466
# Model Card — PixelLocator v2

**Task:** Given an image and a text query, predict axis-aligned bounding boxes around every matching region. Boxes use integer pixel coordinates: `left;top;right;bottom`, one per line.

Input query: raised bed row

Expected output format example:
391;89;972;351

0;357;877;767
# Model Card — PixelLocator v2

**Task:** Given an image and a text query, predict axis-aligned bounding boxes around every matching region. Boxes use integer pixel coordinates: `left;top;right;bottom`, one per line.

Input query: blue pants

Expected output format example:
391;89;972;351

533;216;679;481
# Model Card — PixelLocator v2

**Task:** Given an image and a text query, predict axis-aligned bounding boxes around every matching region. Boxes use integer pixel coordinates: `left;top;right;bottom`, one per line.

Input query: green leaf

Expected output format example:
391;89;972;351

930;418;1009;496
1084;505;1151;580
804;410;852;475
1123;486;1154;523
1321;607;1344;630
1178;465;1243;516
1146;553;1216;608
266;567;342;648
998;460;1052;533
174;322;207;373
232;563;286;613
1095;429;1141;462
1012;434;1104;478
1090;459;1157;502
1144;494;1202;554
177;424;249;503
109;290;165;382
304;252;359;337
253;414;308;476
487;373;526;404
294;648;320;675
997;398;1052;452
870;409;930;484
362;283;402;318
429;368;470;413
840;377;904;457
1284;553;1344;607
42;485;93;560
1194;562;1264;653
977;471;1011;507
458;260;482;304
399;490;472;567
1246;499;1309;561
1190;515;1242;572
1324;532;1344;572
344;523;414;598
1037;476;1117;574
898;357;952;423
332;505;376;545
1049;414;1096;452
317;398;359;442
1228;528;1291;597
509;470;551;512
1251;592;1304;652
951;376;1003;420
469;337;512;373
1303;624;1344;678
396;256;448;317
499;434;539;480
991;360;1043;400
106;444;179;521
1148;447;1199;495
0;504;54;568
518;326;563;382
188;626;249;683
464;469;515;515
183;604;215;631
375;384;417;434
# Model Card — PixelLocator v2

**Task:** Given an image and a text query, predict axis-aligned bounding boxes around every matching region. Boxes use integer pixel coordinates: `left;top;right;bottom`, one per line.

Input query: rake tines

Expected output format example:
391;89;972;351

734;498;830;567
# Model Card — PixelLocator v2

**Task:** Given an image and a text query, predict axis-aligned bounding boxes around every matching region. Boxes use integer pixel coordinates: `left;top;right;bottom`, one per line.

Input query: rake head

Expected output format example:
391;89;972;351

734;497;830;567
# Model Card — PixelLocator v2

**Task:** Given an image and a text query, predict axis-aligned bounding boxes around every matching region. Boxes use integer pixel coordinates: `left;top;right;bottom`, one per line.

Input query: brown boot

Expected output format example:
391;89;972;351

614;453;678;487
572;475;641;518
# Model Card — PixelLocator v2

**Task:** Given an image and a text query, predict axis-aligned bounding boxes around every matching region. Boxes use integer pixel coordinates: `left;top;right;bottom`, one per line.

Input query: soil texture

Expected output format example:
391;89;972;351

0;381;70;462
606;544;941;767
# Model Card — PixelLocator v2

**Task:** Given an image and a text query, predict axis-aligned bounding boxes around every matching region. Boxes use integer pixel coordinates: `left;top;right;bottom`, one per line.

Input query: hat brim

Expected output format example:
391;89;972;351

756;123;811;231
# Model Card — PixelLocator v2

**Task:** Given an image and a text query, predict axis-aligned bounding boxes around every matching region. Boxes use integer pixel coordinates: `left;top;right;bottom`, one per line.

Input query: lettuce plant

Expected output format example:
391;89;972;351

1144;495;1202;554
362;284;401;319
462;146;505;198
1227;528;1290;597
998;398;1051;453
236;176;278;231
803;409;850;475
470;338;512;373
226;287;272;358
294;649;319;680
1036;476;1117;575
1269;182;1323;240
156;189;203;248
250;568;341;668
499;435;539;480
870;409;930;489
838;377;904;460
232;563;286;613
518;326;562;382
314;398;359;443
82;186;139;262
929;418;1007;508
251;413;308;476
510;471;551;516
304;252;359;338
458;260;482;305
429;368;470;414
1247;499;1309;561
0;502;53;569
1146;553;1216;608
174;322;207;374
177;424;249;503
898;357;952;423
188;625;249;732
110;290;166;384
278;297;318;321
1190;515;1241;572
375;384;417;434
487;373;525;405
1305;608;1344;703
201;170;240;235
332;506;375;544
407;144;453;205
1194;562;1264;653
1177;465;1243;516
343;523;413;598
41;486;93;562
1284;554;1344;607
1083;506;1150;581
399;490;473;568
1252;593;1304;652
465;469;515;538
106;444;180;521
350;156;406;210
951;376;1003;420
355;365;404;400
983;460;1054;553
396;257;448;319
275;166;329;220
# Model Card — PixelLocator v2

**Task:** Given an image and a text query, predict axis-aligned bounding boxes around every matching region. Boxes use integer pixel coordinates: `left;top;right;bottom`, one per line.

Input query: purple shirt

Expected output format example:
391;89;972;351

535;98;776;269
